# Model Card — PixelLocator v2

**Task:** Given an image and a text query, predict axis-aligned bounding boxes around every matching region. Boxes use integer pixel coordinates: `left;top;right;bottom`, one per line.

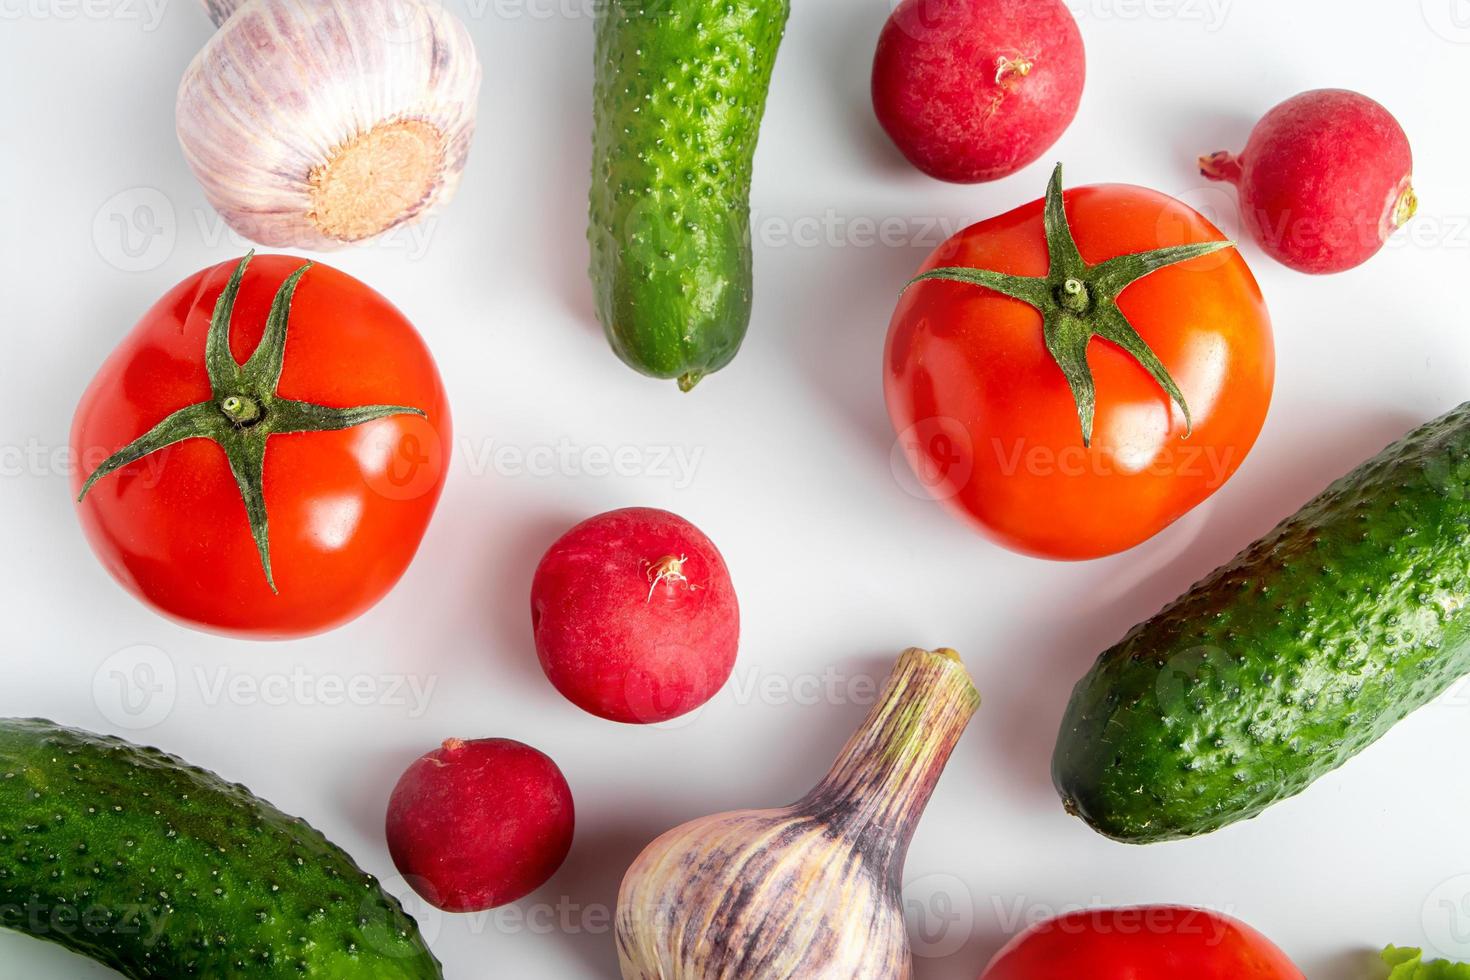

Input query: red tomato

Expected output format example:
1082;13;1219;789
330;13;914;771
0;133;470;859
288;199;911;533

885;177;1274;560
71;254;450;638
982;906;1304;980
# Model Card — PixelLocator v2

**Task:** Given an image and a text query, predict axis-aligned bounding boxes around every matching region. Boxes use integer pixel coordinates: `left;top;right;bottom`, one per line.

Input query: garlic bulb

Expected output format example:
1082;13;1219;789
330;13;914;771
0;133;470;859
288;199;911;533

177;0;482;250
615;647;980;980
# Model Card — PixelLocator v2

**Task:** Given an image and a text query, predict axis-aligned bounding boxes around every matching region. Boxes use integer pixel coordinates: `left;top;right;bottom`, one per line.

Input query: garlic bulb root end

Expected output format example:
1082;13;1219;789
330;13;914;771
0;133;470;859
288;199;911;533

308;119;446;243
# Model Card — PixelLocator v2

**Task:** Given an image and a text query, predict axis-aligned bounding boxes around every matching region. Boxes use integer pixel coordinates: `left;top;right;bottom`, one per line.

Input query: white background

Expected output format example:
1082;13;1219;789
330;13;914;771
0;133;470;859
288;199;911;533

2;0;1469;976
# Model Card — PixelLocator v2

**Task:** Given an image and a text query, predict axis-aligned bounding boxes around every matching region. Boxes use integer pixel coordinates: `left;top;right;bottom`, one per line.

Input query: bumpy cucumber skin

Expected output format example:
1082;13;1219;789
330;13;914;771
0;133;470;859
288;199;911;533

0;720;440;978
589;0;789;390
1054;404;1470;843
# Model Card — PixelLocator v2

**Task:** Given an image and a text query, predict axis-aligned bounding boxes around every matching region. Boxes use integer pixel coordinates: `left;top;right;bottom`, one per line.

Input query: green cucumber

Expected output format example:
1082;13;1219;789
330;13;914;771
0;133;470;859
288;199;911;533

1053;404;1470;843
0;719;439;978
588;0;789;391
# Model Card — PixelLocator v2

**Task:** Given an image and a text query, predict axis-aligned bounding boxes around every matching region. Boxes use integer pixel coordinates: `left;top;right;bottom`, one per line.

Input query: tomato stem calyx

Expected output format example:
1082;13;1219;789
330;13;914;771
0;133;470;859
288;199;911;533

77;252;427;594
1057;278;1091;314
219;394;264;427
907;164;1234;447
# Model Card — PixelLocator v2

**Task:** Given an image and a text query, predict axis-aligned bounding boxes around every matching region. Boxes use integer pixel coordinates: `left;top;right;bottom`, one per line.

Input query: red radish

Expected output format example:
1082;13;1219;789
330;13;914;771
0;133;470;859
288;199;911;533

1201;89;1417;274
871;0;1085;184
385;737;575;913
531;507;738;724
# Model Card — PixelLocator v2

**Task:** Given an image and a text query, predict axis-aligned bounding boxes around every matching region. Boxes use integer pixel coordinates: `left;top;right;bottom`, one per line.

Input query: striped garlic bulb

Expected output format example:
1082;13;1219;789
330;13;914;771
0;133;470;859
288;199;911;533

616;647;980;980
177;0;482;250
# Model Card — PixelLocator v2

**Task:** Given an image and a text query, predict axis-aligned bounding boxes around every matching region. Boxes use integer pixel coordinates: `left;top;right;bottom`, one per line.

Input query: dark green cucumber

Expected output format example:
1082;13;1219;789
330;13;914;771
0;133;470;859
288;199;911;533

1054;404;1470;843
588;0;789;391
0;720;439;978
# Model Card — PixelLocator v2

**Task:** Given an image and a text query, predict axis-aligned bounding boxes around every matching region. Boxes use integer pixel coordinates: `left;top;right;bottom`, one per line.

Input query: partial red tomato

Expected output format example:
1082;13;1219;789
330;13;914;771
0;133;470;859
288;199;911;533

885;166;1273;560
982;906;1303;980
71;253;450;638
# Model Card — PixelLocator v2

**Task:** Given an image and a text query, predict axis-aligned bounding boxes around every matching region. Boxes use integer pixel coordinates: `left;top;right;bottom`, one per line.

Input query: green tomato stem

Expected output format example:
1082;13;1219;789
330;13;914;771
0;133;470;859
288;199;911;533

907;163;1233;446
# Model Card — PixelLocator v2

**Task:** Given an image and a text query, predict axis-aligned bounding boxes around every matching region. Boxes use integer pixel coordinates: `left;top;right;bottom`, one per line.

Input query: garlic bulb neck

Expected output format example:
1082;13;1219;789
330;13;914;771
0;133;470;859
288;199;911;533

200;0;240;28
799;647;979;871
615;647;979;980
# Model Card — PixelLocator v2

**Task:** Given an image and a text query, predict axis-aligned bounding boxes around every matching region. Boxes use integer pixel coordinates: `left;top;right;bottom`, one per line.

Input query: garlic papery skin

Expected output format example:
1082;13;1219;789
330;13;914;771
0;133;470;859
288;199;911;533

199;0;241;27
615;648;980;980
177;0;482;250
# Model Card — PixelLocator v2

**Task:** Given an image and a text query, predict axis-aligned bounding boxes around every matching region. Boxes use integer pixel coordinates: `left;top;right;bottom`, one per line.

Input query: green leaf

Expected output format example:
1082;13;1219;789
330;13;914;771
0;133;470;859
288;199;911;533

907;267;1053;308
218;427;275;594
241;261;312;391
1042;163;1087;277
205;251;251;392
77;254;431;591
1091;305;1193;437
897;162;1235;446
77;403;224;501
1090;239;1235;295
269;399;425;435
1042;312;1097;446
1384;946;1470;978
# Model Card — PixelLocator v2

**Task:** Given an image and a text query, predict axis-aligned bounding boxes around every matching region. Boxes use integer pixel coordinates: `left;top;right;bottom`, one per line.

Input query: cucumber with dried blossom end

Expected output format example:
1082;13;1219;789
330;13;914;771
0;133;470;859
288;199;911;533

588;0;790;391
615;647;979;979
0;719;441;978
1054;402;1470;842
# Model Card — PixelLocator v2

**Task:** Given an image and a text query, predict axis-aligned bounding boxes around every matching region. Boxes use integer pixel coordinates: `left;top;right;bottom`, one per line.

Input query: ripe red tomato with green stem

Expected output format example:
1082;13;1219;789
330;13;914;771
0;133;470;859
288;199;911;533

981;906;1303;979
885;164;1274;560
71;253;450;638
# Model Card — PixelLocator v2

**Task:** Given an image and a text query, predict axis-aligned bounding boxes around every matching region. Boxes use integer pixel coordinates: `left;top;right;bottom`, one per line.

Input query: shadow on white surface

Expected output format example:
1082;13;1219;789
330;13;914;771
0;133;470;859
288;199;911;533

985;404;1428;808
819;0;917;179
476;509;588;693
1307;948;1392;980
